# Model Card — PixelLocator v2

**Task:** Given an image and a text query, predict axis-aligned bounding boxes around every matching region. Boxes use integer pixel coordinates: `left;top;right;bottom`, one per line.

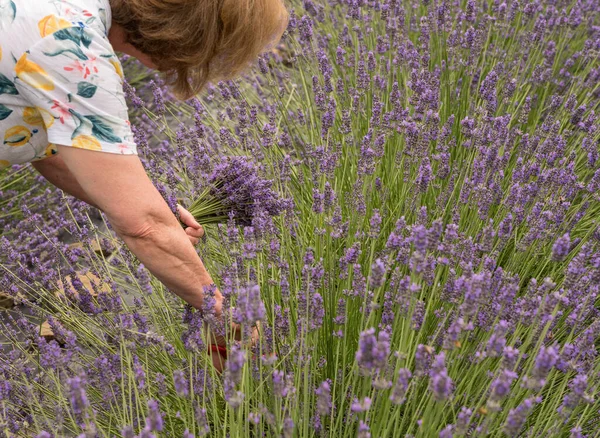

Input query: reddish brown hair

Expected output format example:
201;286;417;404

110;0;289;99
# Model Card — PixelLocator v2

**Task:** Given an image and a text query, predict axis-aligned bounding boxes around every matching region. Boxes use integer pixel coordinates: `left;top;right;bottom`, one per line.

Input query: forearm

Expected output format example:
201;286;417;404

49;145;222;315
31;155;100;209
118;218;223;315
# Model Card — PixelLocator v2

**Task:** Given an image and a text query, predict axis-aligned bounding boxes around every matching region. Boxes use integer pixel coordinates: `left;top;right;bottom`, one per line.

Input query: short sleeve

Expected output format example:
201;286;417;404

13;25;137;155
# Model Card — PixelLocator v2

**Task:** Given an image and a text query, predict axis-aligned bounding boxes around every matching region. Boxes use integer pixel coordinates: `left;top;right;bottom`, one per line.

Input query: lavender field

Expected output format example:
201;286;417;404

1;0;600;436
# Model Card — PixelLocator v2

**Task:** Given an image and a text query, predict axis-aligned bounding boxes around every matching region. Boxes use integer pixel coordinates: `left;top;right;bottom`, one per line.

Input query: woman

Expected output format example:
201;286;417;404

0;0;288;372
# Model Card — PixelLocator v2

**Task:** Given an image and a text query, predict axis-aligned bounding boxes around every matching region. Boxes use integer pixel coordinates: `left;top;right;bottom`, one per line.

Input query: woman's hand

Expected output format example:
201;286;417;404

176;204;205;245
204;307;261;374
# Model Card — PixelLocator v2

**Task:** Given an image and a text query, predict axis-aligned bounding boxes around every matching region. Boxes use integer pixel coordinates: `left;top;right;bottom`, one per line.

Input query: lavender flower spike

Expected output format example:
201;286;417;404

429;352;454;401
356;328;390;374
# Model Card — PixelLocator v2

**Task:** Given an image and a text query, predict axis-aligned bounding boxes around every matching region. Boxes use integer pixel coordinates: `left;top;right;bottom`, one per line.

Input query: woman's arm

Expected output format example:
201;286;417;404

31;154;99;208
31;152;205;244
52;144;222;314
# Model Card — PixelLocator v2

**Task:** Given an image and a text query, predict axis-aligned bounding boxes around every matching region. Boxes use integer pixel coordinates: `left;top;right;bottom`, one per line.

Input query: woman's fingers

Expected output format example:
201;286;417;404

185;226;205;245
177;204;205;245
205;309;260;346
176;204;203;231
185;226;204;238
251;321;261;347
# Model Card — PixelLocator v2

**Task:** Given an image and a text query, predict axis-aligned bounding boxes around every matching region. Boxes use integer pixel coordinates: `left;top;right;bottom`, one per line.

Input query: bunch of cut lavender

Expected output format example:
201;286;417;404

187;155;285;225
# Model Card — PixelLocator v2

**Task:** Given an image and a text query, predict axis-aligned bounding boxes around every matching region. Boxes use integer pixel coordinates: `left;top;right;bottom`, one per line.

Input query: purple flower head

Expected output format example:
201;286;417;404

0;380;12;402
356;328;390;374
133;355;146;390
310;292;325;330
203;156;284;225
150;80;165;116
312;188;324;214
560;374;593;417
367;51;377;71
456;407;473;435
466;0;476;22
429;352;454;401
416;157;432;192
123;79;144;108
272;369;295;398
502;346;520;369
485;320;509;358
120;426;135;438
411;225;429;253
233;284;266;326
315;380;332;416
411;300;426;331
498;213;513;239
439;425;454;438
524;346;559;390
488;369;518;409
503;397;542;437
67;374;90;417
272;370;286;397
370;258;386;289
570;426;584;438
299;15;313;43
527;347;559;388
535;346;559;375
415;344;434;377
370;209;382;236
173;370;189;397
552;233;571;262
283;416;294;438
39;337;71;371
351;396;372;413
317;49;333;78
193;405;211;436
145;399;164;432
323;182;336;210
390;368;411;405
358;420;371;438
225;344;247;385
335;46;347;69
339;242;361;276
480;71;498;112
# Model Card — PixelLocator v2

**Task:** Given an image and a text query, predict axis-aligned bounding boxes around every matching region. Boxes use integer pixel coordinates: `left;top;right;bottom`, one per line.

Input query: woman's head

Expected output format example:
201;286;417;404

109;0;289;100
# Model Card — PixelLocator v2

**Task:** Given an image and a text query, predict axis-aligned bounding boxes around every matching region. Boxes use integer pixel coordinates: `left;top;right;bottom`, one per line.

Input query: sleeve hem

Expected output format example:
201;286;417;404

48;133;138;156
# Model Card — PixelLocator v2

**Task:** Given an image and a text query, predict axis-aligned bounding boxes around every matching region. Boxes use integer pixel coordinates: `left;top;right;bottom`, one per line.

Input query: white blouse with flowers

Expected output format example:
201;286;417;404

0;0;137;169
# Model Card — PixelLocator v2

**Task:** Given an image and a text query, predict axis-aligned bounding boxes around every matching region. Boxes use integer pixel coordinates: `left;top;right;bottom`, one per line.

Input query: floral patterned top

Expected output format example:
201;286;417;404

0;0;137;170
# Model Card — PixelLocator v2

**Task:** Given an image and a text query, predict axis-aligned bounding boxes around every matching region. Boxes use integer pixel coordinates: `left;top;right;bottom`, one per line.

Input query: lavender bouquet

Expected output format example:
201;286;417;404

186;155;286;226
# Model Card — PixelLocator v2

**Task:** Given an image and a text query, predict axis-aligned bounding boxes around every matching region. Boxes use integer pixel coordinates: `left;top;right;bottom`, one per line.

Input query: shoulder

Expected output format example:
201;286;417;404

16;0;111;37
0;1;112;77
15;23;118;87
14;22;126;120
49;0;112;38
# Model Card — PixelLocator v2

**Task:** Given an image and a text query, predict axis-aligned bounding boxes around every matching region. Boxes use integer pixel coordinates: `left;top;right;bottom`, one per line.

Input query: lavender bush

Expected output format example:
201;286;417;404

1;0;600;437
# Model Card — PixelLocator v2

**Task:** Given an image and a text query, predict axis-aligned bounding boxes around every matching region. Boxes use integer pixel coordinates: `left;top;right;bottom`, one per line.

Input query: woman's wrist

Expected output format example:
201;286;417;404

119;219;220;312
